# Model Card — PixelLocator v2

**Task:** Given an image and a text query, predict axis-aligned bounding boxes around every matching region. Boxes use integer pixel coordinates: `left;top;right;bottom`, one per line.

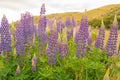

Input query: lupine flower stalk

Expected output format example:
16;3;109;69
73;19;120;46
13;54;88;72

46;20;58;64
56;18;63;33
58;27;68;58
40;3;46;15
0;15;11;54
76;10;88;58
79;9;88;40
21;12;35;45
31;54;37;72
76;30;86;58
65;17;72;40
106;15;118;56
15;22;25;56
87;34;92;45
71;16;76;27
95;20;105;50
38;4;47;56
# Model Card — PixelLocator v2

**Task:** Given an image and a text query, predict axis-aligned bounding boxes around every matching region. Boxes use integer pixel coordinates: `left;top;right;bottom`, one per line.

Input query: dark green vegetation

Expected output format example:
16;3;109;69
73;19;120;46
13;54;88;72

0;39;120;80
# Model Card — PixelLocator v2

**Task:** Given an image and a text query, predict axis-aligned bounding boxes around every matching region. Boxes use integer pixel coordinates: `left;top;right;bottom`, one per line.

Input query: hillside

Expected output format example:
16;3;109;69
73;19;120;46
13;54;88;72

33;4;120;26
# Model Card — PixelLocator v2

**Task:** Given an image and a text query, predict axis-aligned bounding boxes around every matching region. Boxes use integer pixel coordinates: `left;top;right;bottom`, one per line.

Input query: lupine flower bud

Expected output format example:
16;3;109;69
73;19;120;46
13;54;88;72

95;19;105;50
16;65;21;74
106;15;118;56
31;54;37;72
40;3;46;15
71;16;76;27
0;15;11;53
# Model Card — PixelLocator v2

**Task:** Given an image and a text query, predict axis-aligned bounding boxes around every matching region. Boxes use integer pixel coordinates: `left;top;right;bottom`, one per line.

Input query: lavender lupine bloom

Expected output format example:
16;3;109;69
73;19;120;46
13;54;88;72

40;3;46;15
46;21;58;64
106;15;118;56
76;10;88;58
58;27;68;58
65;17;72;40
79;10;89;40
31;54;37;72
71;16;76;27
21;12;35;45
0;15;11;53
87;34;92;45
95;20;105;50
76;30;86;58
38;16;47;45
38;4;47;46
15;22;25;56
56;18;63;33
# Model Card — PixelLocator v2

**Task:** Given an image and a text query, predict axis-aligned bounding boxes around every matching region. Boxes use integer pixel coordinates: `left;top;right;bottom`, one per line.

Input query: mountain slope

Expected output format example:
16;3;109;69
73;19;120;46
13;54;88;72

34;4;120;24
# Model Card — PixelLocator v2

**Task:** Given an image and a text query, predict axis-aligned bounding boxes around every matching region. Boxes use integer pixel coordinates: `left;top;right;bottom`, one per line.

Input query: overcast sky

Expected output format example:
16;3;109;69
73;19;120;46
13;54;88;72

0;0;120;23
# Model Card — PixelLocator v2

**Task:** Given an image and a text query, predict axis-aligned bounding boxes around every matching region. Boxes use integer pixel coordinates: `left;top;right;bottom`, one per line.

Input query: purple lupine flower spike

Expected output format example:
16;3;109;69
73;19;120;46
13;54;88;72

87;34;92;45
1;15;11;54
65;17;72;40
71;16;76;27
40;3;46;15
106;15;118;56
15;22;25;56
76;10;88;58
46;20;58;64
58;27;68;58
38;4;47;56
95;19;105;50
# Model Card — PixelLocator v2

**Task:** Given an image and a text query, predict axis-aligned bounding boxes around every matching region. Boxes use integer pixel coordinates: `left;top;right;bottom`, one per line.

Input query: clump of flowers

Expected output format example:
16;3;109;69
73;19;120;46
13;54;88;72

76;10;88;58
58;27;68;58
0;15;11;54
46;20;58;64
95;20;105;50
106;15;118;56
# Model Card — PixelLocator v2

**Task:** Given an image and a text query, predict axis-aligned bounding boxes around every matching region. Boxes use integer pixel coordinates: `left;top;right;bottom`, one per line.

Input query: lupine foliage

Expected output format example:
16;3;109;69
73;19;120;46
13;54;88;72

0;4;120;80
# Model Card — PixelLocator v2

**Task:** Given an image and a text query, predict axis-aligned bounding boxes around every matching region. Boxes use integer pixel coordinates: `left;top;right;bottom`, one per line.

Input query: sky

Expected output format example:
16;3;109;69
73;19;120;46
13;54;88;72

0;0;120;23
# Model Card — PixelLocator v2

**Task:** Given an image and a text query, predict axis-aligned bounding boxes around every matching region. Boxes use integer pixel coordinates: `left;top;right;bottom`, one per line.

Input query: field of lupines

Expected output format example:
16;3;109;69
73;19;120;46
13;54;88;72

0;3;120;80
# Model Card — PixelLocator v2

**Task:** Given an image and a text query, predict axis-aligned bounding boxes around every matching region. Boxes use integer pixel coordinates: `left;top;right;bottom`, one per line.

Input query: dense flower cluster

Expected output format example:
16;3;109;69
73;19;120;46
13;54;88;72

76;11;88;58
58;27;68;58
65;17;73;40
106;15;118;56
46;21;58;64
15;22;25;56
21;12;35;45
95;20;105;50
0;15;11;53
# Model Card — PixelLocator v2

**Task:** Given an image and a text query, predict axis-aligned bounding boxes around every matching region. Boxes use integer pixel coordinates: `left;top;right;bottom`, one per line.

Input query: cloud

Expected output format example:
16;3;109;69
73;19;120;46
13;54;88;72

0;0;120;22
